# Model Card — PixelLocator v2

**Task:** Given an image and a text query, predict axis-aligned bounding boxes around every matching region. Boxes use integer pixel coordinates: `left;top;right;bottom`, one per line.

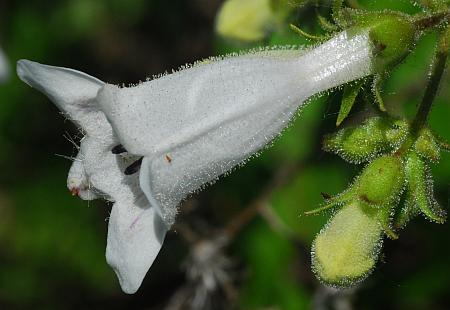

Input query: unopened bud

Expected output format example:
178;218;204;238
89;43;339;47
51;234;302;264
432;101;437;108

356;155;405;207
312;201;383;287
323;117;408;163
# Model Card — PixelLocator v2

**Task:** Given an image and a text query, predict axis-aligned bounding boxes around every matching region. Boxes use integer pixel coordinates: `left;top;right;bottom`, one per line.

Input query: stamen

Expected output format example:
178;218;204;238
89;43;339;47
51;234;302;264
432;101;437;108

124;157;143;175
70;187;80;196
112;144;127;154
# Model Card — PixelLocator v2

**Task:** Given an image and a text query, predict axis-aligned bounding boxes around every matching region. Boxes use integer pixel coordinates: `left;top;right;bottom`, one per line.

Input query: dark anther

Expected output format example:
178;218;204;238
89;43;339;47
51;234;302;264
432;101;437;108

112;144;127;154
124;157;143;175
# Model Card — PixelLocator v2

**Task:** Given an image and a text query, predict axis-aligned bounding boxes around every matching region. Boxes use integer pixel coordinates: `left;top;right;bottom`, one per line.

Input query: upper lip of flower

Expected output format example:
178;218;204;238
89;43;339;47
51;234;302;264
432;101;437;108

16;29;374;294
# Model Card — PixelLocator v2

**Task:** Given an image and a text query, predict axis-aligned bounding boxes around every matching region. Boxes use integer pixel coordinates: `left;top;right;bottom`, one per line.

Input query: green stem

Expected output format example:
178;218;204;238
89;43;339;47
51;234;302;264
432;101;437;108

395;28;449;157
411;29;449;135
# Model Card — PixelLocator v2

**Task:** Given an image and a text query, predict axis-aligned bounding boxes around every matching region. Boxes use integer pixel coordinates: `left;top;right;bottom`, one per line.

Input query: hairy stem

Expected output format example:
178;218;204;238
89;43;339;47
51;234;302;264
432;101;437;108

411;28;449;135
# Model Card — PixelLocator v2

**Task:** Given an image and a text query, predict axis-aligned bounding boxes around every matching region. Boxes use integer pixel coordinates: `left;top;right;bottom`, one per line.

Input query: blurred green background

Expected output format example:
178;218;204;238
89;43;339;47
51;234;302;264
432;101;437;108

0;0;449;309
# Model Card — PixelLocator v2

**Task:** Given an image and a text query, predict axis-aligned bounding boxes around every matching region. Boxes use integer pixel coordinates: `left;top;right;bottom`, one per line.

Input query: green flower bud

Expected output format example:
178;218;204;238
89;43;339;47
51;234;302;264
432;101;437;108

323;117;408;163
312;201;383;287
356;155;405;207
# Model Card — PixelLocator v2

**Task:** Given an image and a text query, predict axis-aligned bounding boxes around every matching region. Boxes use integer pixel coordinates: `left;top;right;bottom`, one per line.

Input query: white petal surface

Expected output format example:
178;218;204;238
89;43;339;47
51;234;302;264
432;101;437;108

98;31;373;224
17;60;107;135
106;197;167;294
74;129;168;294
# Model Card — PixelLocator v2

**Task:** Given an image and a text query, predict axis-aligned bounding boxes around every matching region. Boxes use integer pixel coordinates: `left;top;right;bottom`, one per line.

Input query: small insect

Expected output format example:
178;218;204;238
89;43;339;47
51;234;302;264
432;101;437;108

165;154;172;163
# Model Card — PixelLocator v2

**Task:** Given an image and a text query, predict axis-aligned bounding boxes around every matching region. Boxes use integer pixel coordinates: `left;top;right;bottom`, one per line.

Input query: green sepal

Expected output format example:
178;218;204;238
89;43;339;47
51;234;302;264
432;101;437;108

385;119;410;148
404;152;446;224
377;205;398;240
332;6;359;29
394;191;420;229
372;74;387;112
305;187;355;215
336;80;363;126
317;13;339;32
344;11;417;72
414;128;441;162
331;0;345;26
289;24;330;42
323;117;409;163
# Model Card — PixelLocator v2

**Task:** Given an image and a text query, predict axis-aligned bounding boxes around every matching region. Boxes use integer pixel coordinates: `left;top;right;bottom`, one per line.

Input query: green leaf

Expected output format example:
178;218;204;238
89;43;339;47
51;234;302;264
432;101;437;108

336;80;363;126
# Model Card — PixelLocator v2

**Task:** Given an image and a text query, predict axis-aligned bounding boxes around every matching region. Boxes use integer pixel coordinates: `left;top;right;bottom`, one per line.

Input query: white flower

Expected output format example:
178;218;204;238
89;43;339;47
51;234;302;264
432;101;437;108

17;30;373;294
0;46;10;83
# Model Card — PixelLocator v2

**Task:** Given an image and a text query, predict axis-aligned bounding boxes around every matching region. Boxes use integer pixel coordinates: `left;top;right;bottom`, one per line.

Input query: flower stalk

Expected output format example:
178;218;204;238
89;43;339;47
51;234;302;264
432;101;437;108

412;27;449;135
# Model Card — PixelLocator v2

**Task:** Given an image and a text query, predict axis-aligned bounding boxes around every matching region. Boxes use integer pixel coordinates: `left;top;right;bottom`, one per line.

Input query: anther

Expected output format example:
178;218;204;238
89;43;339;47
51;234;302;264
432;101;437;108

124;157;143;175
112;144;127;154
70;187;80;196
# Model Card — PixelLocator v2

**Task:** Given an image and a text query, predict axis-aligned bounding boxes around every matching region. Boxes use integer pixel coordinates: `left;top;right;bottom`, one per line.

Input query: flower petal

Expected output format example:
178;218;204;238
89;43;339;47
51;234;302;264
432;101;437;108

16;60;106;135
106;197;168;294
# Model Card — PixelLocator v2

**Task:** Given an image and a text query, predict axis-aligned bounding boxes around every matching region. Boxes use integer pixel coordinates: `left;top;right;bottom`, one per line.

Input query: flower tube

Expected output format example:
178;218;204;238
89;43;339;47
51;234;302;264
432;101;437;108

96;30;372;226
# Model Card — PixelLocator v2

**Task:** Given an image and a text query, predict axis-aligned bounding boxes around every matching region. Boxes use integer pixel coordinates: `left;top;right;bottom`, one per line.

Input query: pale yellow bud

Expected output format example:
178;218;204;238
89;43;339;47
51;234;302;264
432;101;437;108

312;201;383;287
215;0;277;42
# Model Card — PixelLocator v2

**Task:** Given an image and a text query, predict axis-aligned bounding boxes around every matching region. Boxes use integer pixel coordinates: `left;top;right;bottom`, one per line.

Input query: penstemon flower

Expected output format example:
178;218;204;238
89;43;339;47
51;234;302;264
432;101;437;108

0;46;9;83
17;29;378;293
